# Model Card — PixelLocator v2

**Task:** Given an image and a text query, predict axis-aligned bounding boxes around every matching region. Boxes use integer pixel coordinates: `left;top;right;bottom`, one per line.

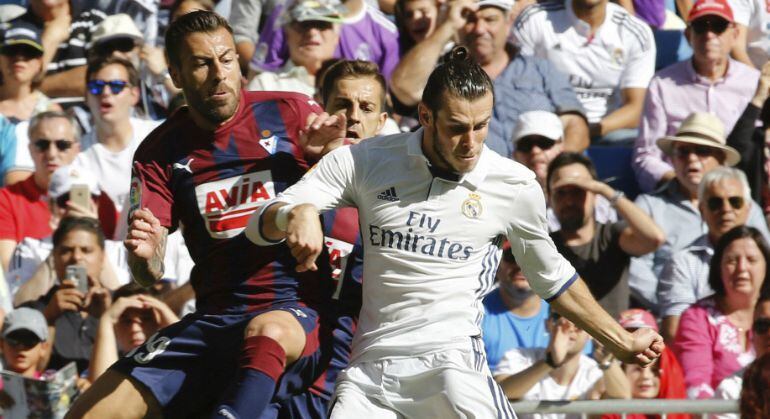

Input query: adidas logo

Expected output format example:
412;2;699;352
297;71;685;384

377;186;399;202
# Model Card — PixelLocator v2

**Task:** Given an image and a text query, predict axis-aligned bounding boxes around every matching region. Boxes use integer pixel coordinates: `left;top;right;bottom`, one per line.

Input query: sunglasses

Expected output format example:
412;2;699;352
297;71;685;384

674;144;719;159
33;139;74;152
0;44;42;59
96;38;136;54
87;79;129;96
753;317;770;334
691;18;731;35
290;20;335;32
706;196;745;212
5;332;41;349
516;136;557;153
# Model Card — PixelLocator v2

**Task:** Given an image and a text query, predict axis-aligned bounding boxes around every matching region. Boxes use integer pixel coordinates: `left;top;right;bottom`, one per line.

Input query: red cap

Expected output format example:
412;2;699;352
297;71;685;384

618;309;658;331
688;0;734;23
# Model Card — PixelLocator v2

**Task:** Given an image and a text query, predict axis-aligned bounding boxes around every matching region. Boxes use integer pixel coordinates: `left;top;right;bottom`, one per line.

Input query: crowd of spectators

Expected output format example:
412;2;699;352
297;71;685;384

0;0;767;416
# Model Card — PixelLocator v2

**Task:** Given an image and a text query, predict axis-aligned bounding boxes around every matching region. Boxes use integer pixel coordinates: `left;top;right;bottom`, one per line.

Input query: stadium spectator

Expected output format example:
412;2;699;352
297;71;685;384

494;310;631;404
727;0;770;68
632;0;757;193
658;167;762;342
391;0;590;157
250;0;400;83
726;62;770;219
513;0;655;144
26;217;111;374
0;111;80;271
88;283;178;382
0;307;49;377
394;0;440;55
9;0;105;99
80;0;161;47
88;13;179;120
169;0;216;22
674;225;767;399
0;115;18;186
248;0;343;96
548;152;665;318
712;288;770;419
738;353;770;419
73;56;161;239
228;0;279;71
628;112;769;313
602;308;691;419
0;21;61;186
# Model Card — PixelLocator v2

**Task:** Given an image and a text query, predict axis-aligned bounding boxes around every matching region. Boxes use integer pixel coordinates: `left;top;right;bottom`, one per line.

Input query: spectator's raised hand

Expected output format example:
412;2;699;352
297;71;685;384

140;45;169;78
438;0;478;31
550;175;613;197
43;279;84;322
101;295;145;325
85;286;111;318
64;198;99;220
136;294;179;327
752;61;770;107
547;317;577;367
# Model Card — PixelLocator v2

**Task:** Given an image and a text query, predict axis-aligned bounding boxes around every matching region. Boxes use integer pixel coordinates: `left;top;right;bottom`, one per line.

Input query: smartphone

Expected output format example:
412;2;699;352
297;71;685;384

65;265;88;293
69;184;91;209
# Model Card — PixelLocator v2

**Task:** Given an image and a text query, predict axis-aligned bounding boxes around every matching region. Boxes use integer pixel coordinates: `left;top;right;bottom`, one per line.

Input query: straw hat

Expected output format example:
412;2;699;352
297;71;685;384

656;112;740;166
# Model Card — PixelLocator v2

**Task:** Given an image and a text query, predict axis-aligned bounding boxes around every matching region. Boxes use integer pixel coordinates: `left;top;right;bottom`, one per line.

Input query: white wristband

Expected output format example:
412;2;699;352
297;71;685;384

275;204;297;232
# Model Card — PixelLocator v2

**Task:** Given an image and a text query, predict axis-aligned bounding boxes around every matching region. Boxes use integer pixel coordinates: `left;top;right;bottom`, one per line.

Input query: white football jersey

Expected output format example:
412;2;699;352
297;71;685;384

514;0;656;123
277;130;577;364
729;0;770;68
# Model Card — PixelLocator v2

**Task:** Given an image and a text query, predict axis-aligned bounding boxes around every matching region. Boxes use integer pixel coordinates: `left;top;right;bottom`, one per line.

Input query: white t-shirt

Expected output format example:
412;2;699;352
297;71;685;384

74;117;161;215
272;129;577;364
513;0;656;123
728;0;770;68
494;347;603;419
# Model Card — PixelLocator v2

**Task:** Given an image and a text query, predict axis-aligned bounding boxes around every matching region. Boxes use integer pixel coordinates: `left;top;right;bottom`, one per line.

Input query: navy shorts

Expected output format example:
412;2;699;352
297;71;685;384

259;391;329;419
111;304;324;419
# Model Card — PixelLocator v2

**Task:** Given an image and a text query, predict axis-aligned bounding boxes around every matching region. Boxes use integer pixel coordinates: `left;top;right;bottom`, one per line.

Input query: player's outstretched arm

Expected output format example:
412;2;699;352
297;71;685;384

248;202;324;272
124;208;168;287
550;278;664;367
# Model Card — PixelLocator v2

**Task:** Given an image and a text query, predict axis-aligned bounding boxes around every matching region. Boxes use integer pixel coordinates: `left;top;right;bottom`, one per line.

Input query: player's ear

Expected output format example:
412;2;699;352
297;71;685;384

417;103;433;127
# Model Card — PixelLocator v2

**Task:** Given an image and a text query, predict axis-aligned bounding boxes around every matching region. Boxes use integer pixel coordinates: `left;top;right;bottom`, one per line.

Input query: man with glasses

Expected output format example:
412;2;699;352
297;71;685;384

72;55;160;240
0;111;80;271
629;113;770;317
657;166;764;342
632;0;758;193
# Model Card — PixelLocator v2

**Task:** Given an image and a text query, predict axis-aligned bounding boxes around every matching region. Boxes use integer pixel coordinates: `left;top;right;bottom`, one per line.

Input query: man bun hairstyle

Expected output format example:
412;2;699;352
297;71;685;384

165;10;233;68
421;46;494;113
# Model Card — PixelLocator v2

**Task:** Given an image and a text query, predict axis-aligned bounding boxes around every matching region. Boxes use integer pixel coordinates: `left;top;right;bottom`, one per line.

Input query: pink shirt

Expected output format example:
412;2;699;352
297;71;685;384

632;59;759;192
674;297;755;399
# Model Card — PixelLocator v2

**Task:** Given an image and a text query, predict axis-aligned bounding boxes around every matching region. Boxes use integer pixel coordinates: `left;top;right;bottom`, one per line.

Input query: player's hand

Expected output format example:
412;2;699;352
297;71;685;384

300;113;347;160
285;204;324;272
125;208;164;261
618;327;665;367
43;280;85;322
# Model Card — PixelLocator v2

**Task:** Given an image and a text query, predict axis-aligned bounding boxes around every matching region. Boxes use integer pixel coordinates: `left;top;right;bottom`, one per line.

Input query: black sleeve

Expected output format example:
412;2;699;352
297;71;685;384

727;103;765;205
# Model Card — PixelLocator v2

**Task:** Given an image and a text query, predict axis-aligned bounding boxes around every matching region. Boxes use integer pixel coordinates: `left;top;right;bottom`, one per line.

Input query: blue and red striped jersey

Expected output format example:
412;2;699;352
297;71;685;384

129;90;331;315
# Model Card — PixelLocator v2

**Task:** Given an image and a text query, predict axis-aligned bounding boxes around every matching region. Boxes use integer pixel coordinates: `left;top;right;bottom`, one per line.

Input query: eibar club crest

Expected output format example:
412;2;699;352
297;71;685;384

461;193;482;219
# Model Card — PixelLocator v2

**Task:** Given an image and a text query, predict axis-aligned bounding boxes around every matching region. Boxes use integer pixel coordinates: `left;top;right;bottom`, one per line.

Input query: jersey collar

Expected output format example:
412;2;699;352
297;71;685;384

406;127;490;190
566;0;607;40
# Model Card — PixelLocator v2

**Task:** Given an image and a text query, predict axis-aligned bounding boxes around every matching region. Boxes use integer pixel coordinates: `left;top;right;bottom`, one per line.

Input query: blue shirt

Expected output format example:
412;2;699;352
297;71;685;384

487;52;585;157
0;116;17;186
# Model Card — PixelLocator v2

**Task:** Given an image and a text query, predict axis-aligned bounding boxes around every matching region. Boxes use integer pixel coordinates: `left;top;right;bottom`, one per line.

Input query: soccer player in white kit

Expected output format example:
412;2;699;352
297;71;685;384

247;47;664;418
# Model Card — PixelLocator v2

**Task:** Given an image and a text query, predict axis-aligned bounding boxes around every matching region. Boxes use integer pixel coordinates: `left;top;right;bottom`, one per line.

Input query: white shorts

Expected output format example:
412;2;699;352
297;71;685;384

329;338;517;419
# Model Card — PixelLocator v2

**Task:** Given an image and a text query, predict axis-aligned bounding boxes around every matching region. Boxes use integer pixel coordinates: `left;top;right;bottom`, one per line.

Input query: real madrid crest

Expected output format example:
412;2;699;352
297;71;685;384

461;193;482;219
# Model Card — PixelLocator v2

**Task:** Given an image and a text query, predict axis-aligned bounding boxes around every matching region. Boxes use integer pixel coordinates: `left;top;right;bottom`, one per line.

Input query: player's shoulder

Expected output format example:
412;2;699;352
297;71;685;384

133;111;187;162
243;90;318;109
483;149;537;185
516;0;566;28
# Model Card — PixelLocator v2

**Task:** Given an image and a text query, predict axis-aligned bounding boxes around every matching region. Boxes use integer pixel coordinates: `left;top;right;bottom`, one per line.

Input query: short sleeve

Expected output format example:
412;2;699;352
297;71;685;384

619;25;656;89
277;145;357;211
726;0;753;26
129;154;175;231
512;4;541;56
506;181;578;301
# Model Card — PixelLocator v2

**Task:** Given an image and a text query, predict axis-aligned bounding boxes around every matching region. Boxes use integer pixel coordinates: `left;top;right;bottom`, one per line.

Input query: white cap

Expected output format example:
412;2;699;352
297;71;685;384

89;14;143;48
477;0;514;10
512;111;564;144
48;165;101;199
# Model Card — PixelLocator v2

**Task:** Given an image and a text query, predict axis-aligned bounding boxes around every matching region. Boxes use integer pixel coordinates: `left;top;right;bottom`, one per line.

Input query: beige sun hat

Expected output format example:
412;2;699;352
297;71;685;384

656;112;741;166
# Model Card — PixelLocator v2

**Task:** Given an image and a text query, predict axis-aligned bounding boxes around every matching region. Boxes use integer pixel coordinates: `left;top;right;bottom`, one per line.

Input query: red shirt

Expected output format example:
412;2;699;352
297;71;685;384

0;176;51;241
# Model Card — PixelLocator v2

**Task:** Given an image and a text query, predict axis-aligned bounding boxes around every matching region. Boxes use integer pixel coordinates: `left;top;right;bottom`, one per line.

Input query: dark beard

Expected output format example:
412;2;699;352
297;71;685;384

558;213;586;232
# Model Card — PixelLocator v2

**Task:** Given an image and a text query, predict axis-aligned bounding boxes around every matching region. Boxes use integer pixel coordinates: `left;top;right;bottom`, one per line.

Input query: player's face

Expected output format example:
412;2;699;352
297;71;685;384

402;0;439;44
1;331;45;377
753;300;770;356
28;117;80;178
115;306;160;353
700;178;750;239
326;76;387;140
549;163;594;232
53;229;105;286
169;27;241;129
86;63;140;124
420;92;493;174
286;20;339;73
461;7;511;65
